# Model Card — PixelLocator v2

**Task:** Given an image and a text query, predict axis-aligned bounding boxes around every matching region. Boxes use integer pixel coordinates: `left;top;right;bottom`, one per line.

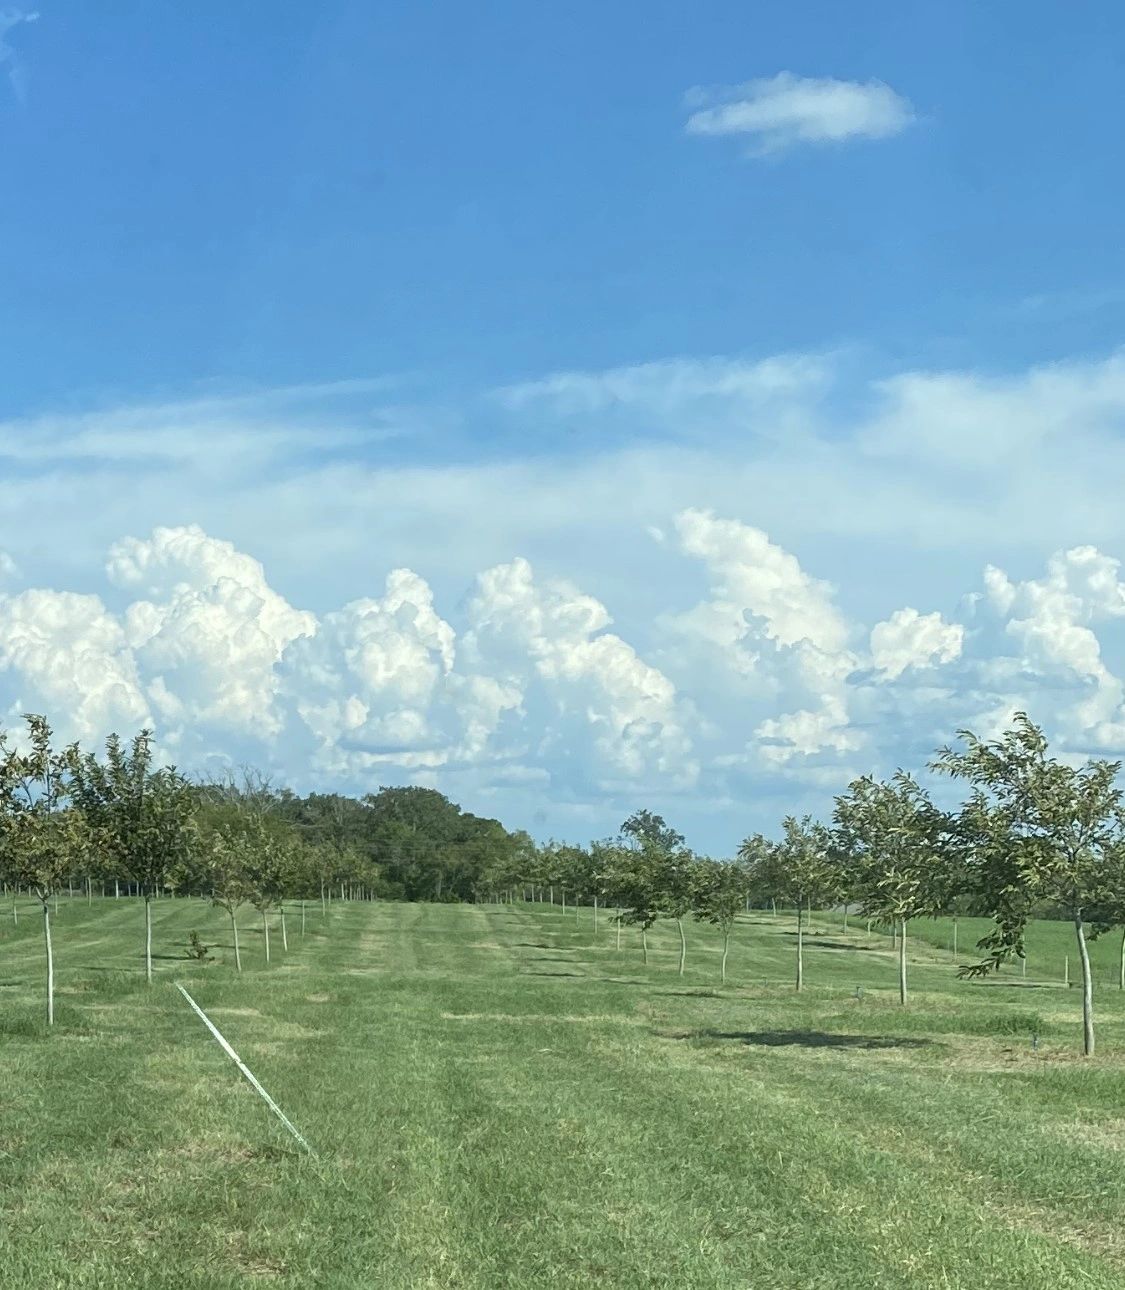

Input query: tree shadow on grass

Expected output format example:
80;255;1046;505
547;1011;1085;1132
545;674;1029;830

524;969;585;978
693;1029;935;1050
973;980;1056;990
655;989;723;998
778;935;880;952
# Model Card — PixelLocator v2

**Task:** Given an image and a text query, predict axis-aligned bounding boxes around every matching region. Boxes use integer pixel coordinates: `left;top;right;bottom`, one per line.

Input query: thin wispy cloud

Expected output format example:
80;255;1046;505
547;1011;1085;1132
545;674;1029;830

684;72;914;156
0;7;38;103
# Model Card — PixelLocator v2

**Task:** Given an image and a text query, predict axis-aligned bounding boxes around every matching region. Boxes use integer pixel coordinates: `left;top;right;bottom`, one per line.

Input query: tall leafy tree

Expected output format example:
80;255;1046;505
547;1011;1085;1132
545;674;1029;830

833;772;951;1006
69;730;195;984
932;712;1125;1056
0;716;87;1025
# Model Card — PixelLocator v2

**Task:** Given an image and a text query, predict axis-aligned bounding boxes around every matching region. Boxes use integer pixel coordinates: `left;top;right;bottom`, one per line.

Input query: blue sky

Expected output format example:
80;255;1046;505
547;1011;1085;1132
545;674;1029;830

4;2;1125;852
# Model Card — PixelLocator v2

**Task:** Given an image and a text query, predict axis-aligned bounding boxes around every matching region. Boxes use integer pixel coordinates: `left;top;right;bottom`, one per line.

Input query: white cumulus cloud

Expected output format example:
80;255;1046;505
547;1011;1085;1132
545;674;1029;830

869;608;964;681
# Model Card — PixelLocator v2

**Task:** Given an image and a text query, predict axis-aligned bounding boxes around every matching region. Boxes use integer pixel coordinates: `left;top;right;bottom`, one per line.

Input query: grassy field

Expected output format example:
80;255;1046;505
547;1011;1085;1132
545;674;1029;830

6;897;1125;1287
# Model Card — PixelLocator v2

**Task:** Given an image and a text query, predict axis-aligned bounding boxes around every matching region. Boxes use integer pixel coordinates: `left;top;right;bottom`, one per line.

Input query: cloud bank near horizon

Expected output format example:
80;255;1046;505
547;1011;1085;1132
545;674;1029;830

5;345;1125;848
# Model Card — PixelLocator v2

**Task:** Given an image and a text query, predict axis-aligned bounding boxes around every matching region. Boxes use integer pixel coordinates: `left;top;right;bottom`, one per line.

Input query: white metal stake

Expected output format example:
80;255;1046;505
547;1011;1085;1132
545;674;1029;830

175;983;314;1155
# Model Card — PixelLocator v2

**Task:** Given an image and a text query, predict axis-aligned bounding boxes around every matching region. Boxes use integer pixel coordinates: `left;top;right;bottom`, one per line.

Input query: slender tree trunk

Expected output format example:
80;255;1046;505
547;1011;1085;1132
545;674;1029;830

44;899;54;1027
320;883;326;916
641;927;648;966
796;902;804;992
676;917;687;977
562;889;566;913
575;897;580;926
616;913;621;952
1075;914;1095;1057
842;905;848;934
263;910;271;964
86;876;92;904
145;896;153;985
771;898;776;917
12;897;16;925
301;901;306;937
231;911;242;972
1119;926;1125;991
114;878;120;899
593;895;598;935
898;917;908;1006
281;905;288;952
721;929;730;985
953;917;958;960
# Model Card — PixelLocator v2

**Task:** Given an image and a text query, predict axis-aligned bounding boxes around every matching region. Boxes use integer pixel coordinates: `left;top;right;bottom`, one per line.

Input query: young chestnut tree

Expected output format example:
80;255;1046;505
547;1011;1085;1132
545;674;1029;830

0;716;88;1025
932;712;1125;1056
692;858;747;984
833;771;951;1006
743;817;834;992
617;809;689;969
68;730;195;984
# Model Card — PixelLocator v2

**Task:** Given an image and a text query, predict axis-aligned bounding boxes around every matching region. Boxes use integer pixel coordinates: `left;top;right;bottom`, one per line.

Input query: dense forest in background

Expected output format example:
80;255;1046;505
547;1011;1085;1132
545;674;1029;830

271;784;536;903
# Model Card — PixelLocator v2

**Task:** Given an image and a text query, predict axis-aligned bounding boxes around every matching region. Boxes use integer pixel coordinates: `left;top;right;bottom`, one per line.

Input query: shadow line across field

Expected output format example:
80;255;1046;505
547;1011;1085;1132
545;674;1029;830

678;1028;936;1050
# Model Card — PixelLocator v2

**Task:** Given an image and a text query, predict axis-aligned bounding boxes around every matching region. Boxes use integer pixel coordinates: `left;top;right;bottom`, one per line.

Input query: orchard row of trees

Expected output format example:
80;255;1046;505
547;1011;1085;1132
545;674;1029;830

0;716;536;1024
478;713;1125;1059
6;709;1125;1055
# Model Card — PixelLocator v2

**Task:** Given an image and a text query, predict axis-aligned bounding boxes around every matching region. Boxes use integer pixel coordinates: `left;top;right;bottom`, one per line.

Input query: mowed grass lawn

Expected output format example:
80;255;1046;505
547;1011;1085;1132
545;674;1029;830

6;901;1125;1287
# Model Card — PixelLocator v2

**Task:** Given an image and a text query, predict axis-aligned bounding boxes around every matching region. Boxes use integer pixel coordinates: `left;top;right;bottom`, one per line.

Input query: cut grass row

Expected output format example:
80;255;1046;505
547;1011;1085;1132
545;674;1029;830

5;898;1125;1286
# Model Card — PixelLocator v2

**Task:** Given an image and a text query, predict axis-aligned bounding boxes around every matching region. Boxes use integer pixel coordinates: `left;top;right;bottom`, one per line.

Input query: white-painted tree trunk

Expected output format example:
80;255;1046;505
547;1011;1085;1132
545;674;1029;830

281;906;288;952
231;911;242;972
616;913;621;952
898;917;908;1006
145;897;153;985
721;929;730;984
44;900;54;1027
796;902;804;991
676;917;686;977
263;910;270;964
641;927;648;966
1075;915;1095;1057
